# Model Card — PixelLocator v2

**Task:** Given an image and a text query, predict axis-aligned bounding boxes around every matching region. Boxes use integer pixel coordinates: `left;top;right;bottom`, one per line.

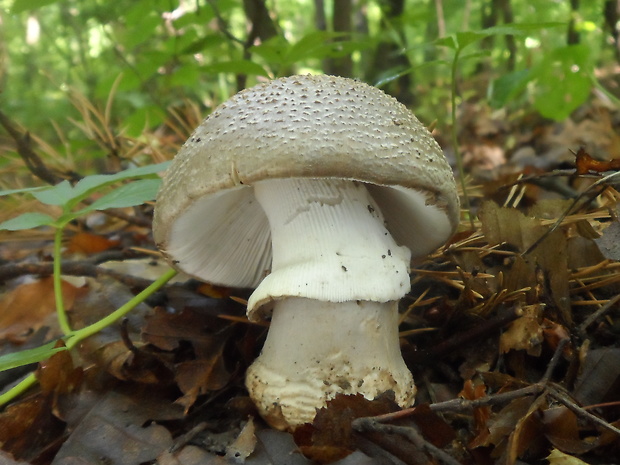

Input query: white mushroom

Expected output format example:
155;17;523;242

153;74;460;430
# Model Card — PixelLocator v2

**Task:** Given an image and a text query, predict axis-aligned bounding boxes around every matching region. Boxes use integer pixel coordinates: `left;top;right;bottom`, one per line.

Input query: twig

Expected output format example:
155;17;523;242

353;419;462;465
0;253;158;288
548;387;620;437
577;294;620;336
522;171;620;256
540;338;569;384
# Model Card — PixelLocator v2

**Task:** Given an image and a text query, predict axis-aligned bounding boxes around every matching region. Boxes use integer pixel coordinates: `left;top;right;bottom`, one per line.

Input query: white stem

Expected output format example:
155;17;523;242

248;178;411;317
245;178;415;429
246;297;416;429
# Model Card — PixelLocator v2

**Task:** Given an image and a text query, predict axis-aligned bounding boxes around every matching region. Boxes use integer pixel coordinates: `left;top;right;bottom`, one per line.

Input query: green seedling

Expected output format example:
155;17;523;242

0;162;177;406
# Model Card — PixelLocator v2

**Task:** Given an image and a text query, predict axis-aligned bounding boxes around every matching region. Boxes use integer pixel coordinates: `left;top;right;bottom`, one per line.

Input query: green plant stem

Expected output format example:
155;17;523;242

451;48;474;229
65;267;177;350
0;267;178;408
53;225;72;336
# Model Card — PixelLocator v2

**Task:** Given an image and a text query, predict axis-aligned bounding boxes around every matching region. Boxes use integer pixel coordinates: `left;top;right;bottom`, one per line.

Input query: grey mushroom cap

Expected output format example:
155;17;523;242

153;74;460;295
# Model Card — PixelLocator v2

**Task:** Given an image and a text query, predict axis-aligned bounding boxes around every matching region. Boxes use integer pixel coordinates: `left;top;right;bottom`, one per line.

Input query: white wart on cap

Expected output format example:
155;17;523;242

153;74;459;429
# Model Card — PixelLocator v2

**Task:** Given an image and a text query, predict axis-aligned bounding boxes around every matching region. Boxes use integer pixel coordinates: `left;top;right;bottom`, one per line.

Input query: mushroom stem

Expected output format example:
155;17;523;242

247;178;412;316
245;178;416;429
246;298;416;429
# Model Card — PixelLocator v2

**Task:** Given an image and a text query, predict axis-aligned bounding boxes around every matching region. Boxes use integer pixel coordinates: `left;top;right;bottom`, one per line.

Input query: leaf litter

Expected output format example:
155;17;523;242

0;99;620;464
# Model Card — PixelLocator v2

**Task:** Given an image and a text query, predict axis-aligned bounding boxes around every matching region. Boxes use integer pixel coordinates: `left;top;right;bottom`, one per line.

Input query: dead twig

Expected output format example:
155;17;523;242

522;170;620;256
0;251;157;288
577;293;620;336
548;387;620;437
353;419;462;465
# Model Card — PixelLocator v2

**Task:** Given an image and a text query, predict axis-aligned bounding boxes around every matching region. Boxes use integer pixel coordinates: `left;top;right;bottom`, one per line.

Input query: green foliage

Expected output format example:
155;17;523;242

0;161;176;406
1;0;617;150
0;340;66;371
0;162;169;231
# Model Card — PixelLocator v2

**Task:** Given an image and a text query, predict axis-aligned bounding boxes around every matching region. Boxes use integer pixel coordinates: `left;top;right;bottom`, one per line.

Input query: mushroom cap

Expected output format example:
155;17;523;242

153;74;459;291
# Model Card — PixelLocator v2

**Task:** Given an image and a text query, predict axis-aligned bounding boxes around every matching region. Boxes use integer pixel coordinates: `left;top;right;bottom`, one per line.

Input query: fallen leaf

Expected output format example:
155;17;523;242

157;445;228;465
225;417;257;462
546;448;590;465
37;341;83;397
0;277;86;341
66;232;119;254
0;451;31;465
53;390;182;465
594;220;620;261
174;332;231;411
293;393;399;463
460;380;491;447
574;147;620;174
542;407;596;455
573;348;620;405
0;394;65;462
249;429;312;465
500;304;544;356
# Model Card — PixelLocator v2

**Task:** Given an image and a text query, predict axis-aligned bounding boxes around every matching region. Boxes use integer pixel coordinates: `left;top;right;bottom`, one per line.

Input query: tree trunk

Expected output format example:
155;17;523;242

567;0;580;45
366;0;414;105
328;0;354;77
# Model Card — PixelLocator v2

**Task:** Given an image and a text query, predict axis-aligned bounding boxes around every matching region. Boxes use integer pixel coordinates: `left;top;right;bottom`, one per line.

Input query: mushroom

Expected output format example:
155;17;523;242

153;74;459;430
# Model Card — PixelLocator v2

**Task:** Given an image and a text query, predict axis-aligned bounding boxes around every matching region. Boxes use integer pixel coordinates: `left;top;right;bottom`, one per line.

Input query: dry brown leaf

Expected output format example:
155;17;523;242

158;446;228;465
499;304;544;356
574;147;620;175
37;341;83;396
174;332;231;411
542;407;597;455
225;417;257;461
460;380;491;448
573;347;620;406
66;232;120;254
503;394;547;464
293;393;399;463
546;448;591;465
53;390;181;465
0;277;86;341
479;201;572;324
0;393;65;462
594;220;620;261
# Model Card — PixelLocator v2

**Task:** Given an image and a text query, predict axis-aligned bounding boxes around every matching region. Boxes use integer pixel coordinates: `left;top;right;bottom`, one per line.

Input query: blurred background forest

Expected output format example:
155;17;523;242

1;0;620;180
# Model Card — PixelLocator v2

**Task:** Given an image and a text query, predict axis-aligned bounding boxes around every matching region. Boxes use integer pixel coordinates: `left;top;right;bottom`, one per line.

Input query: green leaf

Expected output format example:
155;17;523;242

250;36;291;64
0;341;66;371
490;69;531;108
484;22;566;36
31;180;74;206
434;35;457;50
11;0;59;13
0;212;55;231
435;22;567;52
0;185;47;197
78;178;161;214
203;60;270;78
531;44;592;120
67;162;169;205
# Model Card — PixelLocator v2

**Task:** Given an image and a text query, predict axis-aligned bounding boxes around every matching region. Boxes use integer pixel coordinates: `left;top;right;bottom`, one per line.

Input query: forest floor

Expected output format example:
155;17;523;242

0;93;619;465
